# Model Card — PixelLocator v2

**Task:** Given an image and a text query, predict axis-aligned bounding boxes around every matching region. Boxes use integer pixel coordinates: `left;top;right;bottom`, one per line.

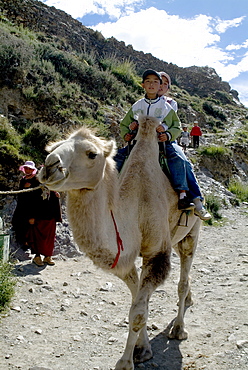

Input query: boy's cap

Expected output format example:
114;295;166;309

159;71;171;88
142;69;162;83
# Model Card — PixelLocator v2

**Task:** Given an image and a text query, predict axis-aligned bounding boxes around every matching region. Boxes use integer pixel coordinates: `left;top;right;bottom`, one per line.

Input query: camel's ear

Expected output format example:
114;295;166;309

103;140;117;158
45;140;66;153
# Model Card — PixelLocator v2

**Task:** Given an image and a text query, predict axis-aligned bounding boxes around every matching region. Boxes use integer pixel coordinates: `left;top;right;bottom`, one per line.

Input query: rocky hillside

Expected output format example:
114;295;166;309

0;0;236;98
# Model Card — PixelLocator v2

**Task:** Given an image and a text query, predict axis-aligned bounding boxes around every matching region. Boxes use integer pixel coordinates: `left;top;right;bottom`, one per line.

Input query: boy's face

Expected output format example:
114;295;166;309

142;74;161;98
158;76;169;96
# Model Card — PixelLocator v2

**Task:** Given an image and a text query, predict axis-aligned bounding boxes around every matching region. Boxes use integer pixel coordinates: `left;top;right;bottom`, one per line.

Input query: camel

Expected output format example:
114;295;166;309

38;115;201;370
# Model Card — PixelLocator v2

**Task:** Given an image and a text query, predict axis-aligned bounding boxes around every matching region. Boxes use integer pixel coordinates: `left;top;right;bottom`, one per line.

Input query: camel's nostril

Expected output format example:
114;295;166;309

58;166;67;174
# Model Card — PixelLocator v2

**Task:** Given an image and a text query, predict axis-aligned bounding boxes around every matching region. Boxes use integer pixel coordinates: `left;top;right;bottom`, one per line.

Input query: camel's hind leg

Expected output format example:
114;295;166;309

115;250;171;370
169;231;198;340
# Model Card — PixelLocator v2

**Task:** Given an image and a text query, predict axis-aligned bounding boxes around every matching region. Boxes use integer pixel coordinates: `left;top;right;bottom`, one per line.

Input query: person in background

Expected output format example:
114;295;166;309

180;125;190;152
12;160;62;266
190;120;202;148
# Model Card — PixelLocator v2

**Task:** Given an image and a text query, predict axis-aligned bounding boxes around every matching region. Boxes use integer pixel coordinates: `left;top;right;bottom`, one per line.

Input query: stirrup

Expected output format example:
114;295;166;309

178;210;192;227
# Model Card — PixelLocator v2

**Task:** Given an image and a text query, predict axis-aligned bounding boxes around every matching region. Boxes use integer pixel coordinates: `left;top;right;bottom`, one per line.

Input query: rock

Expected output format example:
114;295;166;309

100;282;113;291
16;335;25;341
228;333;236;341
236;340;248;349
29;367;52;370
35;329;42;335
73;335;82;341
32;278;44;285
108;336;118;344
11;306;21;312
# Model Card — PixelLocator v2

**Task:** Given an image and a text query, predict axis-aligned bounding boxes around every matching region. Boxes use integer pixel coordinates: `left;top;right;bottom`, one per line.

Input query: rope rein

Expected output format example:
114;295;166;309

0;183;51;200
0;184;47;195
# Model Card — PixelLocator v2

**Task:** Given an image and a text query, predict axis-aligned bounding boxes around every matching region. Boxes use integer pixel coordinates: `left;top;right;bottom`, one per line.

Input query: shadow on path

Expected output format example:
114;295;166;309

12;260;47;277
134;320;183;370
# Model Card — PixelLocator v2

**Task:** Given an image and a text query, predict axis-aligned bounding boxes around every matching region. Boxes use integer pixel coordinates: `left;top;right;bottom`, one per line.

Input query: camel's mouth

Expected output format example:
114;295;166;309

38;164;69;190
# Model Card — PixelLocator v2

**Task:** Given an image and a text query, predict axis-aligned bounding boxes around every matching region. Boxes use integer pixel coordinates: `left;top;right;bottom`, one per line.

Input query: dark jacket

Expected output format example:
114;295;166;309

12;176;62;243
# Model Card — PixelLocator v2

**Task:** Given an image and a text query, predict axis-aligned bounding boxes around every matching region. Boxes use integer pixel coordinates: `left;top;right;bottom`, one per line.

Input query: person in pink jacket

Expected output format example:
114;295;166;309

190;121;202;148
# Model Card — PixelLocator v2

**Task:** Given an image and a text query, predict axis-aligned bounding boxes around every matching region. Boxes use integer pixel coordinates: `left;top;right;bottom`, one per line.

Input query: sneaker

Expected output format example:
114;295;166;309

194;207;212;220
33;256;44;266
43;256;55;266
178;197;195;210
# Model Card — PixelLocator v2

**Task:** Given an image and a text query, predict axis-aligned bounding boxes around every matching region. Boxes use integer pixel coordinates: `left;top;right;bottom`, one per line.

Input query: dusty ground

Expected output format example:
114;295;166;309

0;205;248;370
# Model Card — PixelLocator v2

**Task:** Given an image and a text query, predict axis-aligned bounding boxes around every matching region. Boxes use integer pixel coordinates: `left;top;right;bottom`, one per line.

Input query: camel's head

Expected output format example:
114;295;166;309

136;115;160;141
38;127;116;191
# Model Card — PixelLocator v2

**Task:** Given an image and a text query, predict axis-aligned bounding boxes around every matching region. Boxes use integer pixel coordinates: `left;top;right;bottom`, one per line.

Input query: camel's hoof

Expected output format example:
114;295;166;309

168;325;188;340
133;345;153;363
115;359;134;370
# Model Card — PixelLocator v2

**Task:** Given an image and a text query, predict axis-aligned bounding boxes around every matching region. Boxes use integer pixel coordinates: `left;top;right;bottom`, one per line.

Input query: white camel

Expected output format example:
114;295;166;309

38;116;201;370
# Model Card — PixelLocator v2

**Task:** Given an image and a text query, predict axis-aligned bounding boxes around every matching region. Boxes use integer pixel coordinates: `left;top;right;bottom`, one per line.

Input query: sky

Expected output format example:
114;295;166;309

41;0;248;107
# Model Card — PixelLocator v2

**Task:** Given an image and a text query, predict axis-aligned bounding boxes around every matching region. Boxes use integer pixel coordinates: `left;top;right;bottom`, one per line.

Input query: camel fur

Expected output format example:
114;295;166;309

38;116;201;370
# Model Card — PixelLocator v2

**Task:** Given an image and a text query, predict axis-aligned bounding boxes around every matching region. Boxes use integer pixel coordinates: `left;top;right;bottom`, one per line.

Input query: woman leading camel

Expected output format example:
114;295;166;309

12;160;62;266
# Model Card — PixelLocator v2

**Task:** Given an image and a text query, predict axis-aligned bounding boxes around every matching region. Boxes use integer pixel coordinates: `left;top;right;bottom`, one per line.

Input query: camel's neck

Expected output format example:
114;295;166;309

66;162;121;266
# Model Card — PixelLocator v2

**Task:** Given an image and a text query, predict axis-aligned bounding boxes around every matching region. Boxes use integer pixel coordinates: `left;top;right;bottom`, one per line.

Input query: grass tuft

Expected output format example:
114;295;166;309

0;262;16;313
228;179;248;202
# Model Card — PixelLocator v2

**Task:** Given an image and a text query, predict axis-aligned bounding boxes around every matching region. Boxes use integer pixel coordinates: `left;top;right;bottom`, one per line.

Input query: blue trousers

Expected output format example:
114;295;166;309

164;142;203;200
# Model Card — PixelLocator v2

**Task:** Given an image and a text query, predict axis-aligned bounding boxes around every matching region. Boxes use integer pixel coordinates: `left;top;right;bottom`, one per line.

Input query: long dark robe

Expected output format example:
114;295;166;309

12;175;62;255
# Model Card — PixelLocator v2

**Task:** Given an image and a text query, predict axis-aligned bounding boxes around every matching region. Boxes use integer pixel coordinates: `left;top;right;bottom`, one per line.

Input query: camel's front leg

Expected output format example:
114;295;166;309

115;251;171;370
169;237;196;340
115;293;150;370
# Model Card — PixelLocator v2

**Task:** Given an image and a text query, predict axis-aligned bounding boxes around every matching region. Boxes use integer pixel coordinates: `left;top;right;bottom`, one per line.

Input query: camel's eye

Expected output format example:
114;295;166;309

88;152;97;159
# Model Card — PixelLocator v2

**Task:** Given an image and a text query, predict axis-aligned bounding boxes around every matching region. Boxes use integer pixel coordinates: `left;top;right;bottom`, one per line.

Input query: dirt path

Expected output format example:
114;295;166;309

0;205;248;370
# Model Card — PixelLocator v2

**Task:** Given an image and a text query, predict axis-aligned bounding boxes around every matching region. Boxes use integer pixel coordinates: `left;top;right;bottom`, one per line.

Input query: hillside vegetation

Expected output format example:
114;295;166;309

0;0;247;208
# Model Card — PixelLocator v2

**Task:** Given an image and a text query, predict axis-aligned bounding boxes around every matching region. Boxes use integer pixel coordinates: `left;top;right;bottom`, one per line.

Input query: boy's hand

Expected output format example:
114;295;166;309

156;125;168;141
158;133;168;142
129;121;139;131
156;124;165;133
124;133;134;142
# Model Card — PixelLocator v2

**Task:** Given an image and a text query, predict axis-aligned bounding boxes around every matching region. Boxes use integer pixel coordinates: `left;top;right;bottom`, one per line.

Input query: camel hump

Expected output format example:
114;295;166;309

138;115;160;139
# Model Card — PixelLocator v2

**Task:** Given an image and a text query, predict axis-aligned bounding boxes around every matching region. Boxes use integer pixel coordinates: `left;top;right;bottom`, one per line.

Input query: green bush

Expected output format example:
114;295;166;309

99;57;142;92
78;51;96;66
235;123;248;143
0;262;16;312
202;101;227;121
205;194;222;219
228;179;248;202
22;122;61;162
204;194;223;225
214;90;234;105
198;145;231;157
0;141;21;160
0;116;21;148
0;29;33;84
